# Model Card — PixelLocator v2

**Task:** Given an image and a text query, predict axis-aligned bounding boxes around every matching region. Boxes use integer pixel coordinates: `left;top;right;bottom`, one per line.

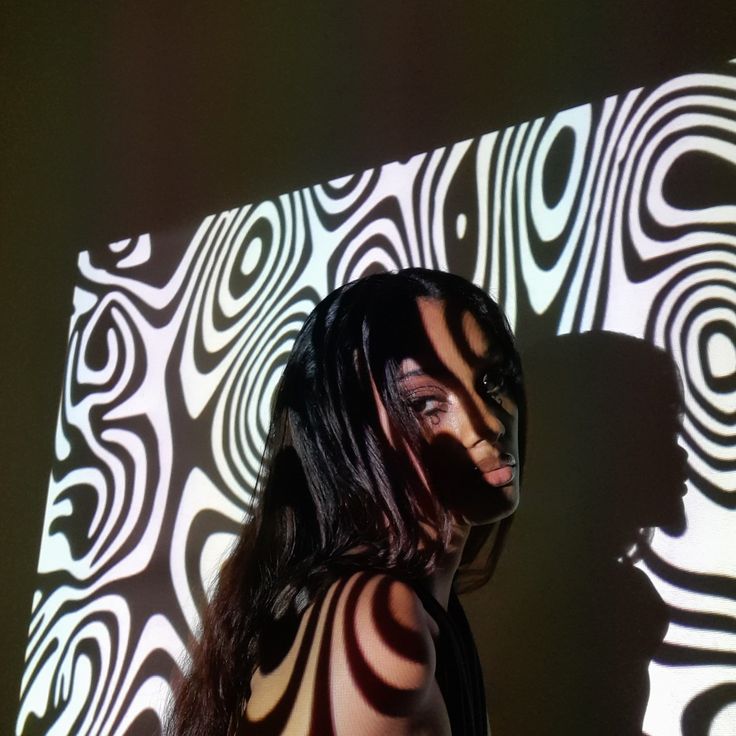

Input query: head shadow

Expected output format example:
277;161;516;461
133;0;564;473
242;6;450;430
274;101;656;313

473;331;687;735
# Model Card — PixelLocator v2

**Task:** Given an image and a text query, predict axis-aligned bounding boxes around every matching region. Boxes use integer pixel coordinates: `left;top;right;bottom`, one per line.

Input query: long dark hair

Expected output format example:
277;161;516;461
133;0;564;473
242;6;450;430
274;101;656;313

168;268;526;735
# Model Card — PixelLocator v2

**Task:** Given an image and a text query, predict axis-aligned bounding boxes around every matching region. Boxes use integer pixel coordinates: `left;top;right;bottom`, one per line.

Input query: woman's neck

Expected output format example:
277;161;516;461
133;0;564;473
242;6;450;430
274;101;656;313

426;522;470;610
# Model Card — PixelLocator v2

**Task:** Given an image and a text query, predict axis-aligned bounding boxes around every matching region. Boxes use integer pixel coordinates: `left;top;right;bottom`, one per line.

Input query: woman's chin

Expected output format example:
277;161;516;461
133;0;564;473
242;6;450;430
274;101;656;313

461;481;519;525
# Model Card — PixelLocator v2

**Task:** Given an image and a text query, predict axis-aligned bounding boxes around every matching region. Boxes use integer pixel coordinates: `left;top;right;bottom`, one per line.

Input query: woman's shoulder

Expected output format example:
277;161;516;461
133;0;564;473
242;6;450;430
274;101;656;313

332;569;441;642
244;570;449;735
328;570;440;684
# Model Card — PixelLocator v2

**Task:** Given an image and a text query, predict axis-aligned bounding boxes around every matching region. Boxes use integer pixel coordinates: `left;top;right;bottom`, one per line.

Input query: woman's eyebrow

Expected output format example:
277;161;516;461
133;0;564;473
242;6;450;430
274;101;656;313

398;368;426;381
478;348;507;368
399;365;457;384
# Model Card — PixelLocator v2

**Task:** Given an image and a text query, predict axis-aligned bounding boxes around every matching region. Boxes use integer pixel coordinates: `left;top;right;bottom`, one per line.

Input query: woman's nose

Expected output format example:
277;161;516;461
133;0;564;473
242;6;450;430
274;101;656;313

461;394;506;448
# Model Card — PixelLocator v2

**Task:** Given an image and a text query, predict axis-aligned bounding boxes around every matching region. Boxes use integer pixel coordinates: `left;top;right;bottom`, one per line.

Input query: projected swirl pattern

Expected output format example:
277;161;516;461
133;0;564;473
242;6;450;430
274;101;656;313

18;68;735;735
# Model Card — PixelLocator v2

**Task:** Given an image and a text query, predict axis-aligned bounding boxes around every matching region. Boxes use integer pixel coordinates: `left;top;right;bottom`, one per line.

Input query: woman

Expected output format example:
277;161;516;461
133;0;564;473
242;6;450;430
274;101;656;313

169;268;526;735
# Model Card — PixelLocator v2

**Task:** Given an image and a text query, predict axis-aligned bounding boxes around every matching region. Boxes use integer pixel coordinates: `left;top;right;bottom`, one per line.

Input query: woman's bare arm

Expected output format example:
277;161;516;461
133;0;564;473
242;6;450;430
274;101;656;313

244;571;451;735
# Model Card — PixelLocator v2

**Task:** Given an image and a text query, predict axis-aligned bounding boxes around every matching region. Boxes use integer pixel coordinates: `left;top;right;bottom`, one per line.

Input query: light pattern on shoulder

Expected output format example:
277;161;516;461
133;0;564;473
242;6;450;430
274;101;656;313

243;571;450;735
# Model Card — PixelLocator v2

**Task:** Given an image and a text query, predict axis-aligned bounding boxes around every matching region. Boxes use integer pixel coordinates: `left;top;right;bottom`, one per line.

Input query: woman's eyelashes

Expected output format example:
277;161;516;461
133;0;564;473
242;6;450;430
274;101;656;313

479;370;507;406
406;388;448;425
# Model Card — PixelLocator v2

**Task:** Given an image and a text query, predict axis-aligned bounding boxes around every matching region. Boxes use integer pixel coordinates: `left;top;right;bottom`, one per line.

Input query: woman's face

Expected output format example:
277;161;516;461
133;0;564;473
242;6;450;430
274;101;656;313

397;298;520;526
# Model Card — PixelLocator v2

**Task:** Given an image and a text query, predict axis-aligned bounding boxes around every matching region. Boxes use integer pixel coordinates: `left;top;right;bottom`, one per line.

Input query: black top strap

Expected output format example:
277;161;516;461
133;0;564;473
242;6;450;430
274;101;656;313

410;582;489;736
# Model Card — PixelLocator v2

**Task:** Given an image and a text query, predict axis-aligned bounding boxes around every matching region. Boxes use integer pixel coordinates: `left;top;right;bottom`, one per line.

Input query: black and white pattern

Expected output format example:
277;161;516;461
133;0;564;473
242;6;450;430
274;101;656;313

17;65;736;735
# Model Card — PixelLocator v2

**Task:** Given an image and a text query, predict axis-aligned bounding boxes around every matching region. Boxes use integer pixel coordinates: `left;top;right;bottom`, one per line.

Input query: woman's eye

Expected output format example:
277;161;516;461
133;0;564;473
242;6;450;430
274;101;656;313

480;371;505;405
407;395;445;424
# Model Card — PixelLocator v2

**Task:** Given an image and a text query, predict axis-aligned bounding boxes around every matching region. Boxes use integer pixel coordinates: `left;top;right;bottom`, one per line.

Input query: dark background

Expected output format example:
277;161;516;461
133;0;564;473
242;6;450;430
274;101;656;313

2;2;734;732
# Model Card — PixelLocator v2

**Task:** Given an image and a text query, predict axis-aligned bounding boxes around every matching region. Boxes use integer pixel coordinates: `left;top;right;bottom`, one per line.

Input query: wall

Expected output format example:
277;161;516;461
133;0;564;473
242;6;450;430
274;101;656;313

3;3;734;733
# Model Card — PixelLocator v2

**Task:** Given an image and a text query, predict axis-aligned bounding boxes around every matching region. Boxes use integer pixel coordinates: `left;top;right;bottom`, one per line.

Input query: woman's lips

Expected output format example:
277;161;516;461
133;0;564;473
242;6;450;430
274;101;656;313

481;464;516;487
473;453;517;487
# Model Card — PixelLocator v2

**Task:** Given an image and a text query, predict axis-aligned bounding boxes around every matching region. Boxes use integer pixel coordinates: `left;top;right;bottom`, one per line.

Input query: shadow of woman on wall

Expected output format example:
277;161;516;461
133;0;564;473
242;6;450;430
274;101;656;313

468;331;688;736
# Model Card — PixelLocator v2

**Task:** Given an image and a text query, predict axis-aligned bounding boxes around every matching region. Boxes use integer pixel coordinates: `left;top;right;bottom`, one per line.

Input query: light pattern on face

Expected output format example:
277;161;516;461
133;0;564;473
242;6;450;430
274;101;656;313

398;298;520;526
